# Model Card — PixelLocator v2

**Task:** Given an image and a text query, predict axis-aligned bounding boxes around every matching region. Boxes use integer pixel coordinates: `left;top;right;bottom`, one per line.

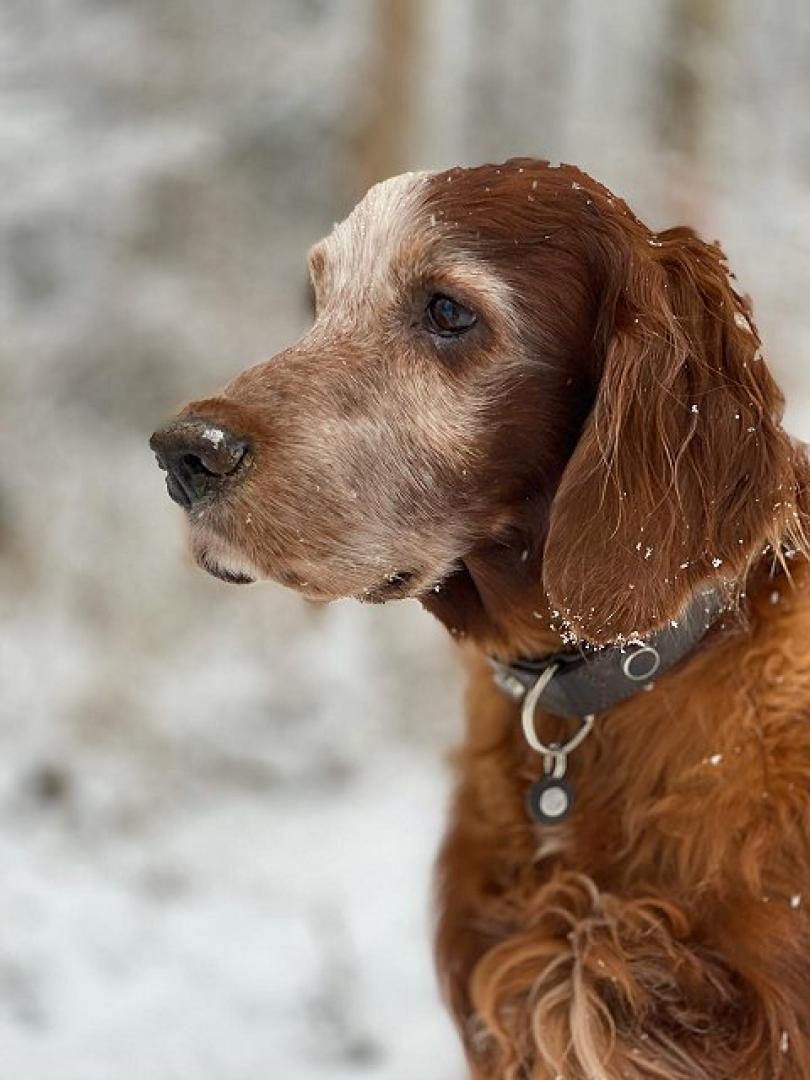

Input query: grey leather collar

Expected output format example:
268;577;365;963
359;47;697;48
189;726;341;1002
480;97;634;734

489;589;725;720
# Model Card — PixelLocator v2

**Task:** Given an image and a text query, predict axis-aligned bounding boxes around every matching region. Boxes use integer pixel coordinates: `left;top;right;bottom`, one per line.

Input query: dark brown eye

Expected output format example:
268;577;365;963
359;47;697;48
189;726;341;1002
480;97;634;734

425;294;477;336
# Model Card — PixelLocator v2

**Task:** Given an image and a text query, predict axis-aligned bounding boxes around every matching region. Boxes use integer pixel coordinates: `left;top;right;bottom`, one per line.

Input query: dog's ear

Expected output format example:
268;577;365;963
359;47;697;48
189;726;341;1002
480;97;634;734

543;228;805;643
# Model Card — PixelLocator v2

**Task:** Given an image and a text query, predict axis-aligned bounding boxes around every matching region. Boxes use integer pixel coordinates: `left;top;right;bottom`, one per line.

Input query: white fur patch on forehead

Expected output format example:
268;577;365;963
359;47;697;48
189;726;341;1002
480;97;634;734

310;171;518;338
312;171;430;297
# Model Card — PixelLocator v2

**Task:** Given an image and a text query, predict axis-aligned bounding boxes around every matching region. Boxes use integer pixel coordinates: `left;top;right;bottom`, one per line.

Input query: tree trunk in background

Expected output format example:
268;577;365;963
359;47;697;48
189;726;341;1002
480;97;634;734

659;0;728;223
351;0;422;197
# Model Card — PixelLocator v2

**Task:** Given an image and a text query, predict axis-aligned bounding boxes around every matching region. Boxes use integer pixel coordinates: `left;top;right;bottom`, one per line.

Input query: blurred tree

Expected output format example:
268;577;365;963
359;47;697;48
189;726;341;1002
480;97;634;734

351;0;422;194
658;0;727;220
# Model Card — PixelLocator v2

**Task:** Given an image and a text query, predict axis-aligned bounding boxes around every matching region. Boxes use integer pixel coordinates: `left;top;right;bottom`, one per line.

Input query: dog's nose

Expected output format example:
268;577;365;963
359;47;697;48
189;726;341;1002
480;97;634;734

150;417;250;509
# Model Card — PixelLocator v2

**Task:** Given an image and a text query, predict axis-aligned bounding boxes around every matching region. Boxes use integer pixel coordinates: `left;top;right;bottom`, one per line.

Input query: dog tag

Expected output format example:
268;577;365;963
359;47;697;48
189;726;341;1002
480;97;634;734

526;776;574;825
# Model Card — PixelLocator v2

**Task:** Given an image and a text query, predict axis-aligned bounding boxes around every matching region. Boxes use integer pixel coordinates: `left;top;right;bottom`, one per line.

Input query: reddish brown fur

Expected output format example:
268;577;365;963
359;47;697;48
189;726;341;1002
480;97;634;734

154;159;810;1078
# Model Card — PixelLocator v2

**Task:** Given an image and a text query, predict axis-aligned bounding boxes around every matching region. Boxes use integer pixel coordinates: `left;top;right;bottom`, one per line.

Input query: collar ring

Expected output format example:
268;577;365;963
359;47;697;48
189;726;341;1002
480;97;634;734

521;663;595;757
621;644;661;682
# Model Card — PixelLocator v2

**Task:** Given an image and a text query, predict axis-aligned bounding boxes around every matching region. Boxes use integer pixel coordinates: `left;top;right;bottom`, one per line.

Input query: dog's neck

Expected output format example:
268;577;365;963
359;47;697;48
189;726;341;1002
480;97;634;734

420;538;740;667
421;541;801;676
419;541;563;660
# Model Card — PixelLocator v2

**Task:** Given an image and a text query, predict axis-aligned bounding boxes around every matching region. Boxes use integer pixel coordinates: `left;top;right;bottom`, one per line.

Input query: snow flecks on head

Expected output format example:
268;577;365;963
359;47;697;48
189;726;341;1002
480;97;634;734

707;753;723;767
790;893;802;910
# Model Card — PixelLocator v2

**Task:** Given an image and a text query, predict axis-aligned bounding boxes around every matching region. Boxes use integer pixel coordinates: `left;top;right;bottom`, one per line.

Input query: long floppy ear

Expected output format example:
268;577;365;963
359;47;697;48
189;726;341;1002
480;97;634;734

543;228;806;644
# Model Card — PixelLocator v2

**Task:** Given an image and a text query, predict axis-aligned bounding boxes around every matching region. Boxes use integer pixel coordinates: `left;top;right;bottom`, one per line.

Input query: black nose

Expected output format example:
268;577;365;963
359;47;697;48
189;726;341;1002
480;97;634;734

150;417;250;509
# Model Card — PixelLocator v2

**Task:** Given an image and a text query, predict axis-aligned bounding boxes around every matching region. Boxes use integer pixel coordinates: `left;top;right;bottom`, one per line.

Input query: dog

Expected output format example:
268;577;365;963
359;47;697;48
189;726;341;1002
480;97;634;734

151;158;810;1078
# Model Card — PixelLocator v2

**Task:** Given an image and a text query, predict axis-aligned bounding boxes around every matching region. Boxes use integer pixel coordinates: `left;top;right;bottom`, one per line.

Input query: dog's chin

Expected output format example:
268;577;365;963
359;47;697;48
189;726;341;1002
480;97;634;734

357;564;457;605
191;528;456;603
358;570;420;604
276;567;436;605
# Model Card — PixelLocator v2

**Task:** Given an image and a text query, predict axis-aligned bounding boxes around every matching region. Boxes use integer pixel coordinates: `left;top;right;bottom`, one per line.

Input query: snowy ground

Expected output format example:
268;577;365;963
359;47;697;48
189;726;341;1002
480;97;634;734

0;742;462;1080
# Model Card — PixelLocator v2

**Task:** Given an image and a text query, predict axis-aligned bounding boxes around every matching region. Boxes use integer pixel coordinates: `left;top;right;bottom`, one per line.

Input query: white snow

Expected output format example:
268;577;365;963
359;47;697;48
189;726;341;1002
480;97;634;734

202;427;226;448
0;749;461;1080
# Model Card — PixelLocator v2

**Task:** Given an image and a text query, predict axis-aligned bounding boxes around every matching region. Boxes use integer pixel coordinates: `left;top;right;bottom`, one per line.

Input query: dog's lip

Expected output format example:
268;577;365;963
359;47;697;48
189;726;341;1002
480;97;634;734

199;554;255;585
194;539;259;585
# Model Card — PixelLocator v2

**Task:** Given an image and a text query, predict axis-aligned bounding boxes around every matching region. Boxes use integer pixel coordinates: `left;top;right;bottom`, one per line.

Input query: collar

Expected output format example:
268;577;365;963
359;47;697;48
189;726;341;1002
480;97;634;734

489;588;726;720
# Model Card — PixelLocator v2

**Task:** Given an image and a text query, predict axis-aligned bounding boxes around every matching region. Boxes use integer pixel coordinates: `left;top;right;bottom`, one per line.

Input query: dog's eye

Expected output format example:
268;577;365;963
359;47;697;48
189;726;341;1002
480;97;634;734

425;294;477;336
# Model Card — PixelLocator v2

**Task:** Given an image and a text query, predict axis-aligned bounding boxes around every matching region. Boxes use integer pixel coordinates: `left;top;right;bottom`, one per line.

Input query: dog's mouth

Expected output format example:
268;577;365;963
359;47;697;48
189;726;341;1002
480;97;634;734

195;542;421;600
192;519;457;605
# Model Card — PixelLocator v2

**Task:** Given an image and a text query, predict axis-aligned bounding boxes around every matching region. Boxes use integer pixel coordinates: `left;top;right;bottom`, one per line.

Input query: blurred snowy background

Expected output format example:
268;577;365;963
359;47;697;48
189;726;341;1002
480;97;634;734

1;2;809;1077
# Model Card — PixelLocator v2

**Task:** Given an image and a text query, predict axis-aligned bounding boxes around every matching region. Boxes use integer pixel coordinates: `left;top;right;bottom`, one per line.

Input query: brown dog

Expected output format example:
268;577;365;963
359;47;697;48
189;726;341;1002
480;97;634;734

151;159;810;1078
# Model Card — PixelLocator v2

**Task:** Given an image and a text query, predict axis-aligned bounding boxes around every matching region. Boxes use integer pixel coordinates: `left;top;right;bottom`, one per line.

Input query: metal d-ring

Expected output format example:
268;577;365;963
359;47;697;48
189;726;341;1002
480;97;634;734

521;663;595;759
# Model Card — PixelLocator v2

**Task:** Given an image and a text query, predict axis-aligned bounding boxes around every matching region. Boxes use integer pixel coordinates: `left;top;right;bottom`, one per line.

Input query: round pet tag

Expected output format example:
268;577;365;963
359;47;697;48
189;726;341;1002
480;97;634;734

526;776;574;825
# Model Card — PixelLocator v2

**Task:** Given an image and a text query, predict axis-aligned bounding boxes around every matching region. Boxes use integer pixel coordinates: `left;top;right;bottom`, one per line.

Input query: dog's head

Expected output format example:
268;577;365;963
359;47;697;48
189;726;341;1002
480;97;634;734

151;159;805;644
